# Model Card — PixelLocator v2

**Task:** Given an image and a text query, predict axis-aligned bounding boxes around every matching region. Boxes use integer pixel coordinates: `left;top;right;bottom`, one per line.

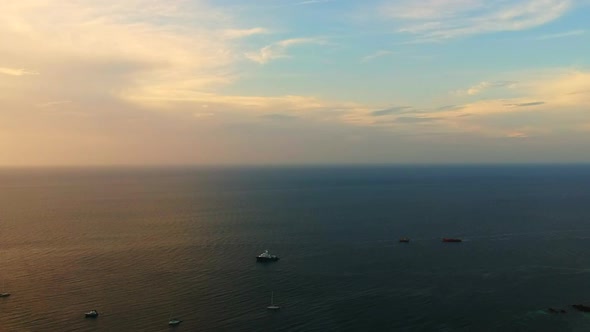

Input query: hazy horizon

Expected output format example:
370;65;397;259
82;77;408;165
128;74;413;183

2;162;590;170
2;1;590;166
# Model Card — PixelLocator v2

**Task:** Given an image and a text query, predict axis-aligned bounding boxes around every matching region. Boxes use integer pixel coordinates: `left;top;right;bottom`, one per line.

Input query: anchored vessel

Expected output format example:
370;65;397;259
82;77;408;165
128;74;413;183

0;280;10;297
572;304;590;312
442;238;462;243
256;250;279;262
85;310;99;318
267;291;280;310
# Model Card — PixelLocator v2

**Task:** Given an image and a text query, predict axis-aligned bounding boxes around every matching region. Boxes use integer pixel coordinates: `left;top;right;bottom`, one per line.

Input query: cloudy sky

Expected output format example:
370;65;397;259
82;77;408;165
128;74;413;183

1;0;590;166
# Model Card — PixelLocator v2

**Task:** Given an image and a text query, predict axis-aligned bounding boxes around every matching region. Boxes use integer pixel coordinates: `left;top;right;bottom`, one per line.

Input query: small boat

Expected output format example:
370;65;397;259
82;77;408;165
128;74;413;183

442;238;462;243
0;280;10;297
84;310;99;318
572;304;590;312
267;291;280;310
167;307;182;326
399;237;410;243
256;250;279;262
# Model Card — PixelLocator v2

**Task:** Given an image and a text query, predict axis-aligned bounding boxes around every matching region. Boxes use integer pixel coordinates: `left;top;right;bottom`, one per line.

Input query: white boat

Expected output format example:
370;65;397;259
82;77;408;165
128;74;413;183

0;280;10;297
168;318;182;326
84;310;99;318
168;311;182;326
256;250;279;262
267;291;280;310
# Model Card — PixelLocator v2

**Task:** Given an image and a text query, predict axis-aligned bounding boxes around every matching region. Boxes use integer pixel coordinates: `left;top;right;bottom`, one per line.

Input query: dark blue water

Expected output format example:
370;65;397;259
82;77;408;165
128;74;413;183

0;165;589;331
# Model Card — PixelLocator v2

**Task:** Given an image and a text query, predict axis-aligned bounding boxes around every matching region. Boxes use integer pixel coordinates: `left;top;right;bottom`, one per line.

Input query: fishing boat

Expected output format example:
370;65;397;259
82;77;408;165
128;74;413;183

442;238;462;243
168;309;182;326
0;280;10;297
572;304;590;312
256;250;279;262
84;310;99;318
267;291;280;310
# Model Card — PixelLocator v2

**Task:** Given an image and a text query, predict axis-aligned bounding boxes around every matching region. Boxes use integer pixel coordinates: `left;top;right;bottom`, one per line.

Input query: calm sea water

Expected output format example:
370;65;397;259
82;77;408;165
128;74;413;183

1;165;590;331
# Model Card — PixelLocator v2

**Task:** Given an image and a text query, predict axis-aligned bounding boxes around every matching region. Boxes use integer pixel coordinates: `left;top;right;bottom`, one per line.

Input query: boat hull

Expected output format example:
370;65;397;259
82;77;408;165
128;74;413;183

572;304;590;312
442;238;462;243
256;257;279;262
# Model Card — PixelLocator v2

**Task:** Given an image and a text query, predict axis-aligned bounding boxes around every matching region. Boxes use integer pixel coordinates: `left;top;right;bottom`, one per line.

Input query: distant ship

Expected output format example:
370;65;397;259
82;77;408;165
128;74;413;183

442;238;462;243
168;318;182;326
168;309;182;326
267;291;280;310
0;280;10;297
256;250;279;262
572;304;590;312
84;310;99;318
399;237;410;243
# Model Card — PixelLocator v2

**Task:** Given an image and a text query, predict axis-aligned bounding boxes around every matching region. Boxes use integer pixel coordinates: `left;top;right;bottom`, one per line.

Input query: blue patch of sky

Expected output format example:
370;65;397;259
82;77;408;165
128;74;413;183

220;0;589;105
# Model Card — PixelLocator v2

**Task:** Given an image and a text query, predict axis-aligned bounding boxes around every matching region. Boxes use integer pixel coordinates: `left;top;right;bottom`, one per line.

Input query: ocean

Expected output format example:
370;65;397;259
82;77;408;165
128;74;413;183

0;165;589;331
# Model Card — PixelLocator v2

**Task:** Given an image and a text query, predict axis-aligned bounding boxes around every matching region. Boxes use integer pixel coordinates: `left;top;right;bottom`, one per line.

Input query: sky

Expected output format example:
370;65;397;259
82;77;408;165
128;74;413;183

1;0;590;166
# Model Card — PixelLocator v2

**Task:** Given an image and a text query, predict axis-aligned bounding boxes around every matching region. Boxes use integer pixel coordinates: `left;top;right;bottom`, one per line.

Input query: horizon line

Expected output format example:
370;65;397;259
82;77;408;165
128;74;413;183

1;162;589;169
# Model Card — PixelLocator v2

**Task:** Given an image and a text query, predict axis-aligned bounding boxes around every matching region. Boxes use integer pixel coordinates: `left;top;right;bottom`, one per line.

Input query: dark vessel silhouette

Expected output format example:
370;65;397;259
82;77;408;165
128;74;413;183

442;238;462;243
256;250;279;262
84;310;99;318
572;304;590;312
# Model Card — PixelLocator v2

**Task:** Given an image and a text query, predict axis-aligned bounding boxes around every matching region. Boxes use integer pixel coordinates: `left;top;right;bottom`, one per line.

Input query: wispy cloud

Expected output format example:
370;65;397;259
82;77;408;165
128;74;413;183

436;71;590;136
437;105;464;111
36;100;72;108
295;0;334;5
371;106;412;116
529;70;590;106
246;38;324;64
224;27;269;39
394;116;441;123
0;1;245;109
506;101;545;107
536;29;586;40
506;132;529;138
193;112;215;118
261;113;299;121
338;69;590;141
456;81;517;96
382;0;575;39
361;50;393;63
0;67;39;76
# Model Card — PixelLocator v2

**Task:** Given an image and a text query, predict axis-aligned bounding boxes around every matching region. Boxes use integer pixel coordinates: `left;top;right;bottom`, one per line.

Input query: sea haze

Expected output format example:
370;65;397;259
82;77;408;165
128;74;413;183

0;165;589;331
